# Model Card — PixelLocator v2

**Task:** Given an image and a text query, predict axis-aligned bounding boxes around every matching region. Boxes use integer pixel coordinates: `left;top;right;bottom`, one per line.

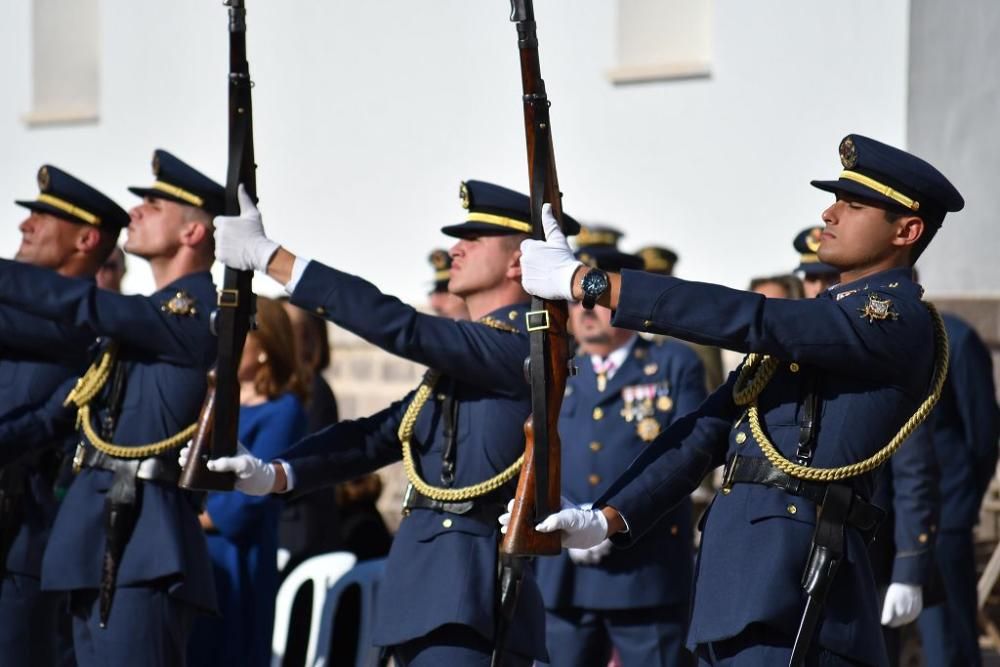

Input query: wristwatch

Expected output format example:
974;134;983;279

580;268;610;310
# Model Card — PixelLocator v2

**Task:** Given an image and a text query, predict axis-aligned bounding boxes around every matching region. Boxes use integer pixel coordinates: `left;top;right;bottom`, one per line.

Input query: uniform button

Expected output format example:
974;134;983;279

642;319;653;329
786;504;797;515
442;518;453;528
592;407;604;420
670;524;679;536
930;524;937;533
721;487;731;495
589;441;602;452
314;306;326;316
918;532;928;543
588;474;601;486
789;362;800;373
735;432;747;445
508;310;518;321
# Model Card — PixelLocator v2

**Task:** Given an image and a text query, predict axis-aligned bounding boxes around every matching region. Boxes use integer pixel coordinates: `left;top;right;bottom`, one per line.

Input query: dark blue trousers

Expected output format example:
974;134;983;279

69;586;196;667
393;624;532;667
543;605;691;667
918;530;982;667
0;573;60;666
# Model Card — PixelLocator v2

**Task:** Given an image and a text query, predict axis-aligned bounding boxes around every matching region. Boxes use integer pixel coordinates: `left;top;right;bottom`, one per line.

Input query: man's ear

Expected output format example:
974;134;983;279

506;247;523;280
76;226;102;254
180;220;209;248
893;215;924;249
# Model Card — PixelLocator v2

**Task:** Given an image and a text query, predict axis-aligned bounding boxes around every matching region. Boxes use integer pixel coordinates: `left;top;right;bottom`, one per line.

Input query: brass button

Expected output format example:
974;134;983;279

508;310;518;321
442;518;453;528
670;524;679;536
786;504;797;515
789;362;800;373
721;487;732;495
589;441;602;452
588;474;601;486
642;319;653;329
918;532;928;544
930;524;937;533
592;407;604;420
314;306;326;316
735;432;747;445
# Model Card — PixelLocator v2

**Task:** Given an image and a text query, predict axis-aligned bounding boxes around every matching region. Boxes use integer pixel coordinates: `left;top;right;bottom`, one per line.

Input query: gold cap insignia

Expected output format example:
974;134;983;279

459;181;470;210
161;290;198;317
858;294;899;323
806;227;822;253
839;137;858;169
37;166;51;192
429;249;449;271
637;417;660;442
152;153;161;176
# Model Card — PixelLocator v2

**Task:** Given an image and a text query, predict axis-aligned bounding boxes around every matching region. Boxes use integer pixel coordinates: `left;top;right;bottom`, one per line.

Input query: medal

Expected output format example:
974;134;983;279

621;386;636;422
637;417;660;442
656;395;673;412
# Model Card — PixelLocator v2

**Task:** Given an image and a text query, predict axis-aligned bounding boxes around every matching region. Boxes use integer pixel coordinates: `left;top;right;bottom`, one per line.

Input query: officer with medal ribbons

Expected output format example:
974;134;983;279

513;134;964;666
0;149;223;666
0;166;128;666
194;180;580;665
535;226;706;666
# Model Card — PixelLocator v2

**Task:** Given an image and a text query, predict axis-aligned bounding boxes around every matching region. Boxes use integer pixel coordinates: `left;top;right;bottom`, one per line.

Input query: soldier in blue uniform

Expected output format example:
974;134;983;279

787;228;941;659
514;134;964;666
536;227;705;666
196;180;580;665
917;312;999;667
0;149;223;667
0;166;128;666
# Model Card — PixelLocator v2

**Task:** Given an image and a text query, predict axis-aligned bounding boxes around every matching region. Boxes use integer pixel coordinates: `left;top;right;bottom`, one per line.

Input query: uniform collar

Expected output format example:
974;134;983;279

826;267;922;301
589;334;638;380
480;301;531;333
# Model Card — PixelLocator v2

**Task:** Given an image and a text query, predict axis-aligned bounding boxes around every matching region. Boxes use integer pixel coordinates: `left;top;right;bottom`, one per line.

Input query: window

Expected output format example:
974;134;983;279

24;0;100;126
608;0;712;85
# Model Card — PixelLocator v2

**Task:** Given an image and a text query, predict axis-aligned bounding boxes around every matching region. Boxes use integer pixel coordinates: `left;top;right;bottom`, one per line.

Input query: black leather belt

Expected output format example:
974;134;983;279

721;454;884;533
82;447;181;485
401;484;507;525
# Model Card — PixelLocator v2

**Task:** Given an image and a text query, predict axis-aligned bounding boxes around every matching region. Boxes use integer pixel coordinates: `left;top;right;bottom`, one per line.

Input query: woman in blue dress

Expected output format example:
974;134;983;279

189;296;308;667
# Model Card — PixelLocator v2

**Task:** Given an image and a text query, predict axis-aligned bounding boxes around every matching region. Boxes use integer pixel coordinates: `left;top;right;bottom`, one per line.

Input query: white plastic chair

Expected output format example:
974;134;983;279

271;551;358;667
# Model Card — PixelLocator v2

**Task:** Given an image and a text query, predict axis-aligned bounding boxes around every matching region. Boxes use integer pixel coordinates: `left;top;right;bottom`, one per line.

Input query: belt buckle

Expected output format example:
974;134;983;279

721;454;740;492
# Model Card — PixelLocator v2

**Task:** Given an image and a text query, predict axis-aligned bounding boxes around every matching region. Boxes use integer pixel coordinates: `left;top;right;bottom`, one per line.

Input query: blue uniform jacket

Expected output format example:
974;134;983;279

536;335;705;611
281;261;547;660
0;305;92;577
595;267;936;667
0;259;218;613
929;313;1000;531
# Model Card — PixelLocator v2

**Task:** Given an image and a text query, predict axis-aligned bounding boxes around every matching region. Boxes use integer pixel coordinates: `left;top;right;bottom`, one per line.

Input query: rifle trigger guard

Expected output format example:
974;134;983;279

525;310;550;332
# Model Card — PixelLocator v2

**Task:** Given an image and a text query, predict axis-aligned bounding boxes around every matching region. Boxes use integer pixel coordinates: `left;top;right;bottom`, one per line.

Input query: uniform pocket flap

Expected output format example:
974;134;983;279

744;484;817;526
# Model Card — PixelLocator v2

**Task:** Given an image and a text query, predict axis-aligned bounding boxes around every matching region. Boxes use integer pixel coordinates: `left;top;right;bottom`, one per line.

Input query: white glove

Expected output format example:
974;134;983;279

498;496;576;534
213;183;280;272
880;583;923;628
519;204;583;301
536;500;609;550
568;539;613;565
178;441;277;496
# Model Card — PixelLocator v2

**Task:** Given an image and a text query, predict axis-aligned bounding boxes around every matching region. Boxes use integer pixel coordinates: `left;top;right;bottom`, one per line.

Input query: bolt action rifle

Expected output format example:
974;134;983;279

179;0;257;491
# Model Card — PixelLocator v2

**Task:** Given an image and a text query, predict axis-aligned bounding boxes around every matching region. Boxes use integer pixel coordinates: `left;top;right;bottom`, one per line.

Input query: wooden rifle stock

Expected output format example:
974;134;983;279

179;370;235;490
500;0;572;558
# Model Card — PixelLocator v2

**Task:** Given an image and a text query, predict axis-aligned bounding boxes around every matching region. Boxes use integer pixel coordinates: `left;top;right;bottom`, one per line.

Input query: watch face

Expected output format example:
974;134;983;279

582;269;609;295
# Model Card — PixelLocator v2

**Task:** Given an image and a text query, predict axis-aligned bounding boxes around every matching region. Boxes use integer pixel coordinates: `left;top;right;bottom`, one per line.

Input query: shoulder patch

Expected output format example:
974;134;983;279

161;290;198;317
858;293;899;323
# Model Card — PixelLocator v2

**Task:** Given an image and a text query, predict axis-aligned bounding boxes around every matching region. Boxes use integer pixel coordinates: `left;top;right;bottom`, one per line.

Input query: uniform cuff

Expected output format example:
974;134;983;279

285;257;312;295
276;459;296;492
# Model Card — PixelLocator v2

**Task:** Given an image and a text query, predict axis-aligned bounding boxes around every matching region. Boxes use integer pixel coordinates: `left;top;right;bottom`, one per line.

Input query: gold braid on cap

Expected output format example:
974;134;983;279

731;302;949;481
65;343;197;458
397;317;523;501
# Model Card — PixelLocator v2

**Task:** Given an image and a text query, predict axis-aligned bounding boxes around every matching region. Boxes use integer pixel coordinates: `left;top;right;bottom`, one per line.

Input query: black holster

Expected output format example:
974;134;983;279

99;460;141;628
0;466;26;581
790;484;853;667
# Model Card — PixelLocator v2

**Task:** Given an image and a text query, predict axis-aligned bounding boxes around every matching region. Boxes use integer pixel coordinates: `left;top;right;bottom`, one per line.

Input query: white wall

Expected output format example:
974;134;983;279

0;0;913;302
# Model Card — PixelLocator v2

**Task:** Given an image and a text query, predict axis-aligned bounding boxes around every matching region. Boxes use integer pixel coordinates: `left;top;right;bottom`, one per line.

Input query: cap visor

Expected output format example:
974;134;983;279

440;221;529;239
14;199;89;226
809;179;901;209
